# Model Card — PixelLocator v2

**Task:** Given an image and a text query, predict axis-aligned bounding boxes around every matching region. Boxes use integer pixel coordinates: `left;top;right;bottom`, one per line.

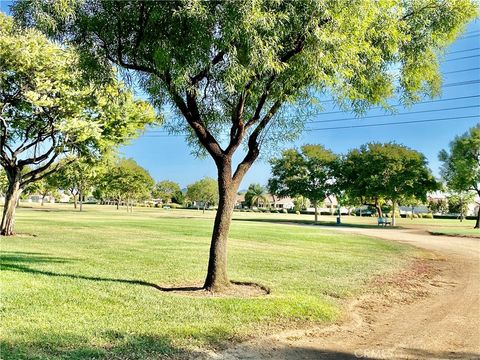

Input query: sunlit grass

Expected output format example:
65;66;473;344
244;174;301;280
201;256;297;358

1;204;416;359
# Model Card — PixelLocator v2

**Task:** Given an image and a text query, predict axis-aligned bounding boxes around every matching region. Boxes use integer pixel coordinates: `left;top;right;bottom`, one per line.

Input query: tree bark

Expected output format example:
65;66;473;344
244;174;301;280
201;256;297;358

475;202;479;229
79;190;83;212
73;194;77;209
41;194;45;206
203;166;239;292
313;200;318;223
1;173;21;236
375;201;383;218
391;201;396;227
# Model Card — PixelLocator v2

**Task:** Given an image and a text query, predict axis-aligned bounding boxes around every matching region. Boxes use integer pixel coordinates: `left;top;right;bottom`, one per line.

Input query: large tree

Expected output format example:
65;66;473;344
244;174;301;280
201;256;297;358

439;126;480;228
15;0;476;290
337;143;438;226
269;145;336;222
0;14;157;235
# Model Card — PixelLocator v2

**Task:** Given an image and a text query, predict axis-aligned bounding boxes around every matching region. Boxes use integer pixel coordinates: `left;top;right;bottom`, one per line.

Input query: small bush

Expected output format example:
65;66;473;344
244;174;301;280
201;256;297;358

282;209;288;214
295;211;300;215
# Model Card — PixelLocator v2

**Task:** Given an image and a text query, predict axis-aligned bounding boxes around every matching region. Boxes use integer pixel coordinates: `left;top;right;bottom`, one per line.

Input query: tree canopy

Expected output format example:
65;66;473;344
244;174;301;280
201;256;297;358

187;177;218;212
439;125;480;227
0;13;158;234
337;143;438;223
269;145;336;221
153;180;181;204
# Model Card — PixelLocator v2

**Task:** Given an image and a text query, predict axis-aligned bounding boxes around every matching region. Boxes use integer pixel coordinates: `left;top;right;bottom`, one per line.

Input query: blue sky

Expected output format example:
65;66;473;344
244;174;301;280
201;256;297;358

2;2;478;189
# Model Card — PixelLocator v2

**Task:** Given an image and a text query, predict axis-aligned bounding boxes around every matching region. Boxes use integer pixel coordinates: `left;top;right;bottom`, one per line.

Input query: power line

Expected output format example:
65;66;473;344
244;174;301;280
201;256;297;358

146;94;480;135
305;115;478;132
446;47;479;55
443;55;479;62
443;67;480;75
305;105;479;125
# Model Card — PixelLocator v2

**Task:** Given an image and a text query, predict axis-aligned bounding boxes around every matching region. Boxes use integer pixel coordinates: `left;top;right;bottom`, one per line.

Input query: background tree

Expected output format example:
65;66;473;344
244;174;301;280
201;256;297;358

439;126;480;228
244;183;269;208
16;0;476;290
53;158;106;211
187;178;219;213
448;192;475;222
36;174;59;206
171;190;185;206
269;145;336;222
98;158;154;212
0;167;8;196
153;180;181;204
0;14;157;235
427;198;449;215
337;143;438;226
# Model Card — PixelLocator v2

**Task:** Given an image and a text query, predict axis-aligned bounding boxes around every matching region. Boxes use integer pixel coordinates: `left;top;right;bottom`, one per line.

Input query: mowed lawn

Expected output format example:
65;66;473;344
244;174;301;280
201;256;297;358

2;205;415;359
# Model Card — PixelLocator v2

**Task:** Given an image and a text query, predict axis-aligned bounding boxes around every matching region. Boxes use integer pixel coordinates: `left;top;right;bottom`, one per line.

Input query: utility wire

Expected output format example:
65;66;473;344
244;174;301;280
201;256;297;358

305;115;478;132
148;93;480;134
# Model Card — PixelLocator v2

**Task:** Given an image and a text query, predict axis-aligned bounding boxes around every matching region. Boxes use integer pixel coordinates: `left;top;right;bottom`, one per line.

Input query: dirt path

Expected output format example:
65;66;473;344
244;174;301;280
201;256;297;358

204;227;480;360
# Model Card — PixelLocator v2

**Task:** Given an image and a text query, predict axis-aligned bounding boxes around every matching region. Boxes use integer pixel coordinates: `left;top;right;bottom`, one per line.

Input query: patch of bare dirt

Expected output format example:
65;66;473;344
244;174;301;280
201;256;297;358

161;281;269;298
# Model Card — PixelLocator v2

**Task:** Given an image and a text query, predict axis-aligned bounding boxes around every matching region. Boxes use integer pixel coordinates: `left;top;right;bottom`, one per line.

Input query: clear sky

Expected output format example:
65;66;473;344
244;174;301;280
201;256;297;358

2;2;478;189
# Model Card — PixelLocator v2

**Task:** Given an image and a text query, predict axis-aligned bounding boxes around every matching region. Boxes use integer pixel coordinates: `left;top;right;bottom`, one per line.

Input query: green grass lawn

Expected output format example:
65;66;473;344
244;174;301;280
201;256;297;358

2;204;418;359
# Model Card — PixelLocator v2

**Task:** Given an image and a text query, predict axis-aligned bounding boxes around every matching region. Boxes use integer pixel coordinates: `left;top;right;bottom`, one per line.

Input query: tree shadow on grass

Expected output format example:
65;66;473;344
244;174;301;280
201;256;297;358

0;251;203;292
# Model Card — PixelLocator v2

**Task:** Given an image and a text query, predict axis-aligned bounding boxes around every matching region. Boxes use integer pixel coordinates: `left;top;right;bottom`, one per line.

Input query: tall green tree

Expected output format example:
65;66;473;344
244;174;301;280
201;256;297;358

98;158;154;212
52;157;107;211
15;0;476;290
187;177;218;213
153;180;181;204
0;14;157;235
337;143;438;226
244;183;269;208
439;126;480;228
269;145;337;222
447;192;475;222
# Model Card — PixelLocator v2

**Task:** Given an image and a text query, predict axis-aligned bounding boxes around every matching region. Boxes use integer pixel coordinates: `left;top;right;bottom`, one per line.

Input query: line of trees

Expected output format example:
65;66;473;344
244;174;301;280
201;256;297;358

269;143;439;226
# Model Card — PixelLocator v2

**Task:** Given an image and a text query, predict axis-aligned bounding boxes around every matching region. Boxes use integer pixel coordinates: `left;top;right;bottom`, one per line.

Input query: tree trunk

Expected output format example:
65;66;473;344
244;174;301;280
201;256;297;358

392;201;396;227
313;200;318;223
116;199;120;210
203;203;206;214
41;194;45;206
475;207;479;229
375;202;383;218
1;174;21;236
79;190;83;212
73;194;77;209
203;167;238;292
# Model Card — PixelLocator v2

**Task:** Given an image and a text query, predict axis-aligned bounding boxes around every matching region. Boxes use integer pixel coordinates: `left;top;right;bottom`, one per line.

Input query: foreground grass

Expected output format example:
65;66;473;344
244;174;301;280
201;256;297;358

1;205;415;359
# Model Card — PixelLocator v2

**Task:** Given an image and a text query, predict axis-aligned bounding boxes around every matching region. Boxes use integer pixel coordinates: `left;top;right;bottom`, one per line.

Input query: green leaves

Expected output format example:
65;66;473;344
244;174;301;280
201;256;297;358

440;125;480;194
269;144;337;204
337;143;439;205
0;13;158;188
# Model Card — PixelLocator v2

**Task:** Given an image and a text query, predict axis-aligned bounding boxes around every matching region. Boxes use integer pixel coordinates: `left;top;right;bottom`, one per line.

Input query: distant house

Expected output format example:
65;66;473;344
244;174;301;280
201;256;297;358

269;195;294;210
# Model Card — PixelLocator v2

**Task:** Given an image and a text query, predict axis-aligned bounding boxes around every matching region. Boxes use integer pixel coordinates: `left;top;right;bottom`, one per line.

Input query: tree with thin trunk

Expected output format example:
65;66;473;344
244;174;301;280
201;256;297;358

269;145;336;223
153;180;181;205
187;177;219;214
0;14;158;235
336;143;439;226
440;126;480;229
15;0;476;290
